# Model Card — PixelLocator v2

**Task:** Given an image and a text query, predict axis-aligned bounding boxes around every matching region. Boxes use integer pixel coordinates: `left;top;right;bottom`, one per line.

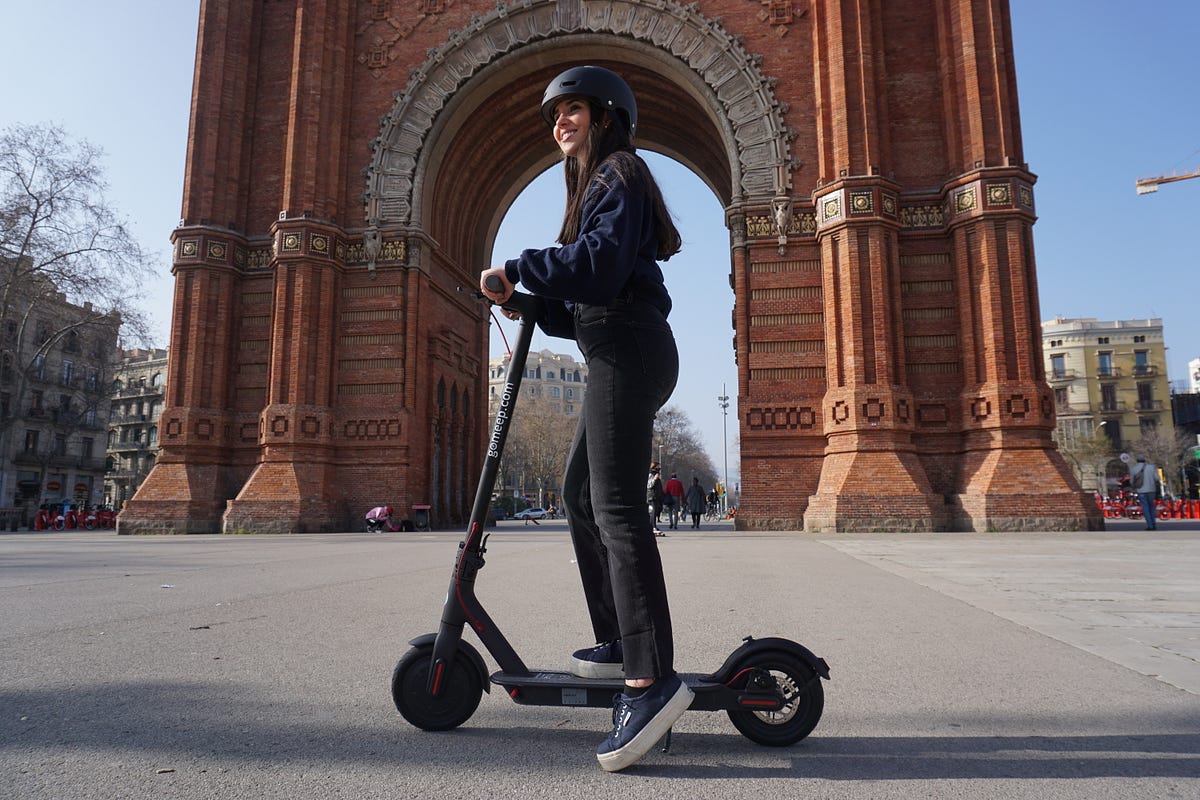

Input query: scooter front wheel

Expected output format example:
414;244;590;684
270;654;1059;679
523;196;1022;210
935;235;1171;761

726;649;824;746
392;643;483;731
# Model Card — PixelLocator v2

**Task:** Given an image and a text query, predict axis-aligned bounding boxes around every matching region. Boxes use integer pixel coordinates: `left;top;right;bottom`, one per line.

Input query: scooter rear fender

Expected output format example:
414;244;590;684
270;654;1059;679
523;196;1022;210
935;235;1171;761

702;636;830;683
409;633;491;694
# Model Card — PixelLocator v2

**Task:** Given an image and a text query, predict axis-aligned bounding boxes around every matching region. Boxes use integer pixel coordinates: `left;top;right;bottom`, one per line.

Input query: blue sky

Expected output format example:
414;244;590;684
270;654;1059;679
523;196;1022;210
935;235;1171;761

2;1;1197;478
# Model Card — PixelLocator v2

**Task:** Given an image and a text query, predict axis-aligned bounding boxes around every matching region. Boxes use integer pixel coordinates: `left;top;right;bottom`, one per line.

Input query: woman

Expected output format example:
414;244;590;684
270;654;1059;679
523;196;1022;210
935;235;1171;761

685;477;707;529
480;65;689;772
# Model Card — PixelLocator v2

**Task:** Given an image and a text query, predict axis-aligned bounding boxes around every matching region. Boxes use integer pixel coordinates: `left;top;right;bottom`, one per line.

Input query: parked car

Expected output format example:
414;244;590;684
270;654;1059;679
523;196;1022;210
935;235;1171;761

513;507;548;521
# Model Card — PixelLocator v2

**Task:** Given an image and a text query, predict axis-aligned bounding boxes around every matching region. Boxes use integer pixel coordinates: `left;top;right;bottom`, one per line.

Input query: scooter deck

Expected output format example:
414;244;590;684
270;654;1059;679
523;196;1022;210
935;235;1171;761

491;670;763;712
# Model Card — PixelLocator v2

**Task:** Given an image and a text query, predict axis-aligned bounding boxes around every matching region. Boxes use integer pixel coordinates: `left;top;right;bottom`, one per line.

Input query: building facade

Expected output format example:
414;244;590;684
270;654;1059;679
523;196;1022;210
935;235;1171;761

488;349;588;417
1042;317;1175;454
120;0;1098;533
0;281;118;521
105;348;168;508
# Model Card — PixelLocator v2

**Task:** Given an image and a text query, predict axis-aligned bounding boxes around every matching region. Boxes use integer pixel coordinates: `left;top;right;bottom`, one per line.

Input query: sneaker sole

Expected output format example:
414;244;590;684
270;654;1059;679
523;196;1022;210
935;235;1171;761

596;681;694;772
569;658;624;680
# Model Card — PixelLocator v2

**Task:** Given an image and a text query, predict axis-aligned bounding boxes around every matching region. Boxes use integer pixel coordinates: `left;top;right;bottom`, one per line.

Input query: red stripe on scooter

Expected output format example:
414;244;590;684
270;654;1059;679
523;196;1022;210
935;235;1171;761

739;698;781;708
455;523;486;633
432;661;444;694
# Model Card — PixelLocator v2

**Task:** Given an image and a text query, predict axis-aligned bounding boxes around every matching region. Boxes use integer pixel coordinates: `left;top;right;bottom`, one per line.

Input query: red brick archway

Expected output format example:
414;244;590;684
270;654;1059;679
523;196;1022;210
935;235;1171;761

118;0;1101;534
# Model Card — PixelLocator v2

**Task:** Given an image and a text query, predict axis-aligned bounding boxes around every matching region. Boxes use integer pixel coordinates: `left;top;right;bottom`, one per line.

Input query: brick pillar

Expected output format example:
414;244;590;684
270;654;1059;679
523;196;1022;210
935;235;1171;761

803;184;947;532
948;200;1102;530
222;226;345;533
117;251;241;534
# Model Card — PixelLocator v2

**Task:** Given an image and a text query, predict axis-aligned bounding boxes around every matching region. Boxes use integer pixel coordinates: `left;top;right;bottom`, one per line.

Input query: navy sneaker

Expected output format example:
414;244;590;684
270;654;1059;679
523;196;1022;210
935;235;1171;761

596;675;694;772
570;639;624;680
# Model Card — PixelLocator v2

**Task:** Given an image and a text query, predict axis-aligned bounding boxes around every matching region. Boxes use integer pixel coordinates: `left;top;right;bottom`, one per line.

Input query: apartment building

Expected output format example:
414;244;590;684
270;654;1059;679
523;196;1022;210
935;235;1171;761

104;348;168;508
487;349;588;416
1042;317;1175;452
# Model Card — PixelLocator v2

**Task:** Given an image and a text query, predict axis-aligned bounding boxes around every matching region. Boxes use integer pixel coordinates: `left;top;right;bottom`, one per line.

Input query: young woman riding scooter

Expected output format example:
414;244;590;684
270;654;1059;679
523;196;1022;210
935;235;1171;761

479;65;688;772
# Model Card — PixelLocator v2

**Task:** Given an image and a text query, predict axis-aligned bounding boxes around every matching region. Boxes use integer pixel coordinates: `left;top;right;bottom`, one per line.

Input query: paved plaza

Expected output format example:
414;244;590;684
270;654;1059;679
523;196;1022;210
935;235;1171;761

2;519;1198;799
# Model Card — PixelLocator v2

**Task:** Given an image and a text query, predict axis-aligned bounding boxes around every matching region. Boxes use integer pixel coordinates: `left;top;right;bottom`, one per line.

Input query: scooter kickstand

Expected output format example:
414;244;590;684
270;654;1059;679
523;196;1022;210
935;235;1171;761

660;728;673;753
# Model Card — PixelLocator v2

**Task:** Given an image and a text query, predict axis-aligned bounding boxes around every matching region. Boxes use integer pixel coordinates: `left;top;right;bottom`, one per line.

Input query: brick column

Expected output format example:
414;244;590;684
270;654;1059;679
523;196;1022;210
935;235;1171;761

947;181;1101;530
221;222;344;532
117;236;244;534
802;182;947;531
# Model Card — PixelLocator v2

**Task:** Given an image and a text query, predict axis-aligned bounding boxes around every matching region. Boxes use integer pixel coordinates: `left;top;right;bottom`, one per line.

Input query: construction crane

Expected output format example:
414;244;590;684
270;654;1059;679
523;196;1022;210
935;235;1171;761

1135;166;1200;194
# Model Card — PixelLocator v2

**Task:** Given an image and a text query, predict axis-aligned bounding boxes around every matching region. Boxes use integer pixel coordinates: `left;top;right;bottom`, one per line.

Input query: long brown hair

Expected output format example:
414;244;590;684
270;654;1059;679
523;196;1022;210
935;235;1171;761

556;102;681;260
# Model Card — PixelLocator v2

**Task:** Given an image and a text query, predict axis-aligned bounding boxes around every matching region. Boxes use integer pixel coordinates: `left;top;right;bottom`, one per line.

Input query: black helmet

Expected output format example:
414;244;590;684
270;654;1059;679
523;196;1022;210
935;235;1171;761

540;65;637;137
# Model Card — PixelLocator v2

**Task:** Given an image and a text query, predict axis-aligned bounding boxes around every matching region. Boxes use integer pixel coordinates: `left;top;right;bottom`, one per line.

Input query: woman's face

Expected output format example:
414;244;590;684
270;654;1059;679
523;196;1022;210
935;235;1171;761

551;96;592;159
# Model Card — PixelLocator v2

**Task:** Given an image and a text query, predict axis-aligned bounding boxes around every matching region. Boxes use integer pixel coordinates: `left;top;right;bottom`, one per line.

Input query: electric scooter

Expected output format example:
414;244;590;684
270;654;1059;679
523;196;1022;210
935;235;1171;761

390;278;830;747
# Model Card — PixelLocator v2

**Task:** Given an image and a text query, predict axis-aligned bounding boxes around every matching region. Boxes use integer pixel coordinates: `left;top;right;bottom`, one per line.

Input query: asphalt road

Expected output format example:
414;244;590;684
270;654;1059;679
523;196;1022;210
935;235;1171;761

2;519;1197;799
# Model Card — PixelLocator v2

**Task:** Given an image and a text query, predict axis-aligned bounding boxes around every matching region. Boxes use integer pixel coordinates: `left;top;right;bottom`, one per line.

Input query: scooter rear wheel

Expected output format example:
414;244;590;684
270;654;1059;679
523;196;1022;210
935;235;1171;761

726;649;824;746
391;644;483;731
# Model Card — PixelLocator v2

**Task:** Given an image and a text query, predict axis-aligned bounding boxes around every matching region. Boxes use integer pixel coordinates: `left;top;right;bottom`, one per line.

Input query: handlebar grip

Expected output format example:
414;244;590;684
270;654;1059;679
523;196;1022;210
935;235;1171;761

481;271;542;322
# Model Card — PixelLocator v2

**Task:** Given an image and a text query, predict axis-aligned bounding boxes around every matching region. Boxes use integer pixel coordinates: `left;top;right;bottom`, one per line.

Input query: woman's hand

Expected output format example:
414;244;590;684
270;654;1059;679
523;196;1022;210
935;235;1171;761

480;267;521;320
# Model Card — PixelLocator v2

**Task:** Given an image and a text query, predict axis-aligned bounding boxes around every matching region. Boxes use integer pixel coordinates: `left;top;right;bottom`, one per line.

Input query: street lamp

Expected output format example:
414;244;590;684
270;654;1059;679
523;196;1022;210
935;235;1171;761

718;384;730;510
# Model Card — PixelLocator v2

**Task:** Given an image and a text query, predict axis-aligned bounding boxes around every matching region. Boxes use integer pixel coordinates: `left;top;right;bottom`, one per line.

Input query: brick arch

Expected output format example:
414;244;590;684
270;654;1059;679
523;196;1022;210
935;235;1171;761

364;0;793;245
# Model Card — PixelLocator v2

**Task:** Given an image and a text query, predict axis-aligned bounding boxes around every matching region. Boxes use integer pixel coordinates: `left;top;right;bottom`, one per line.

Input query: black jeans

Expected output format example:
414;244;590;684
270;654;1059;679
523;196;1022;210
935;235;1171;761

563;296;679;680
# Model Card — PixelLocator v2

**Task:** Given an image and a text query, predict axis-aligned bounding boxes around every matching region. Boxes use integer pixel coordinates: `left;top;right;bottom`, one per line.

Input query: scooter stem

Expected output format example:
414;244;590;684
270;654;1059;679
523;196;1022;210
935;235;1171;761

429;287;543;691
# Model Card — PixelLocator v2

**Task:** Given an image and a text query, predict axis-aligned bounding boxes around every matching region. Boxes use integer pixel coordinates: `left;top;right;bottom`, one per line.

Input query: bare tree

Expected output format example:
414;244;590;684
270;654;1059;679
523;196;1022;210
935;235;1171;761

1;123;154;335
1;123;154;504
503;392;576;507
1052;427;1112;495
1130;426;1193;497
653;405;717;488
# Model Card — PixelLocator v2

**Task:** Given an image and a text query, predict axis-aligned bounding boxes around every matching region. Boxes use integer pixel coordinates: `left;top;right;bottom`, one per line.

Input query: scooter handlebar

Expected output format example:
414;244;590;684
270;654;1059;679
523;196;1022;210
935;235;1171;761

483;274;542;322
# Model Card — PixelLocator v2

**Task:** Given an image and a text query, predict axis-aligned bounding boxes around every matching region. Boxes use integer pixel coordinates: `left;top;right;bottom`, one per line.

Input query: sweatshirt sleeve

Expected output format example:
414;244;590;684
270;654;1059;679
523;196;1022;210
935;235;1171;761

504;168;644;306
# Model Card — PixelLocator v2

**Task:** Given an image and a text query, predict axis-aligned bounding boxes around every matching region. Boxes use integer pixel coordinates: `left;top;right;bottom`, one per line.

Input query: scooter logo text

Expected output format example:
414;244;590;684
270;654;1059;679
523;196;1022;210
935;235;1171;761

487;383;513;461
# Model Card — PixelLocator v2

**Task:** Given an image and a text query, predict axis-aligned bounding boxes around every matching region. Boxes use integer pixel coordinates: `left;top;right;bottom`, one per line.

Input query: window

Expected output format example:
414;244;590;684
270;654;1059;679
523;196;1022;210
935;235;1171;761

1100;383;1118;412
1097;337;1109;344
1133;350;1152;376
1133;335;1145;343
1054;387;1069;407
1137;382;1155;410
86;369;98;390
61;360;74;385
1097;351;1114;377
30;389;44;413
1050;354;1066;378
53;434;67;456
24;430;39;452
566;388;574;399
81;438;94;459
1140;417;1158;434
151;372;163;387
148;426;157;446
549;387;561;398
33;353;46;380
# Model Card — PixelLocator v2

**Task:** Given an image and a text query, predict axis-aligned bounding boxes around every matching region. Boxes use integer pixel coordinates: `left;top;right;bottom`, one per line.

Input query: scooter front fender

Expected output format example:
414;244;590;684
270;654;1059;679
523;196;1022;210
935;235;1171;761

408;633;491;694
702;636;830;683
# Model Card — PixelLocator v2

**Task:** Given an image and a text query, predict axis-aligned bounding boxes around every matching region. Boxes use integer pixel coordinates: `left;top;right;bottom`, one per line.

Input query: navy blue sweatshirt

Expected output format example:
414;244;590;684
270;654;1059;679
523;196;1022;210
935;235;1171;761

503;155;672;340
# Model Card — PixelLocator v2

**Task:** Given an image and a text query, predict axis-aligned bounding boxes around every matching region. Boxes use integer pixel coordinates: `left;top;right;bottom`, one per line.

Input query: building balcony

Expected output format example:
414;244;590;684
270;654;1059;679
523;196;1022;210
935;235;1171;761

1098;401;1128;413
108;441;149;453
1132;364;1159;377
1096;367;1122;379
1135;399;1164;412
1047;369;1079;382
1054;403;1092;416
